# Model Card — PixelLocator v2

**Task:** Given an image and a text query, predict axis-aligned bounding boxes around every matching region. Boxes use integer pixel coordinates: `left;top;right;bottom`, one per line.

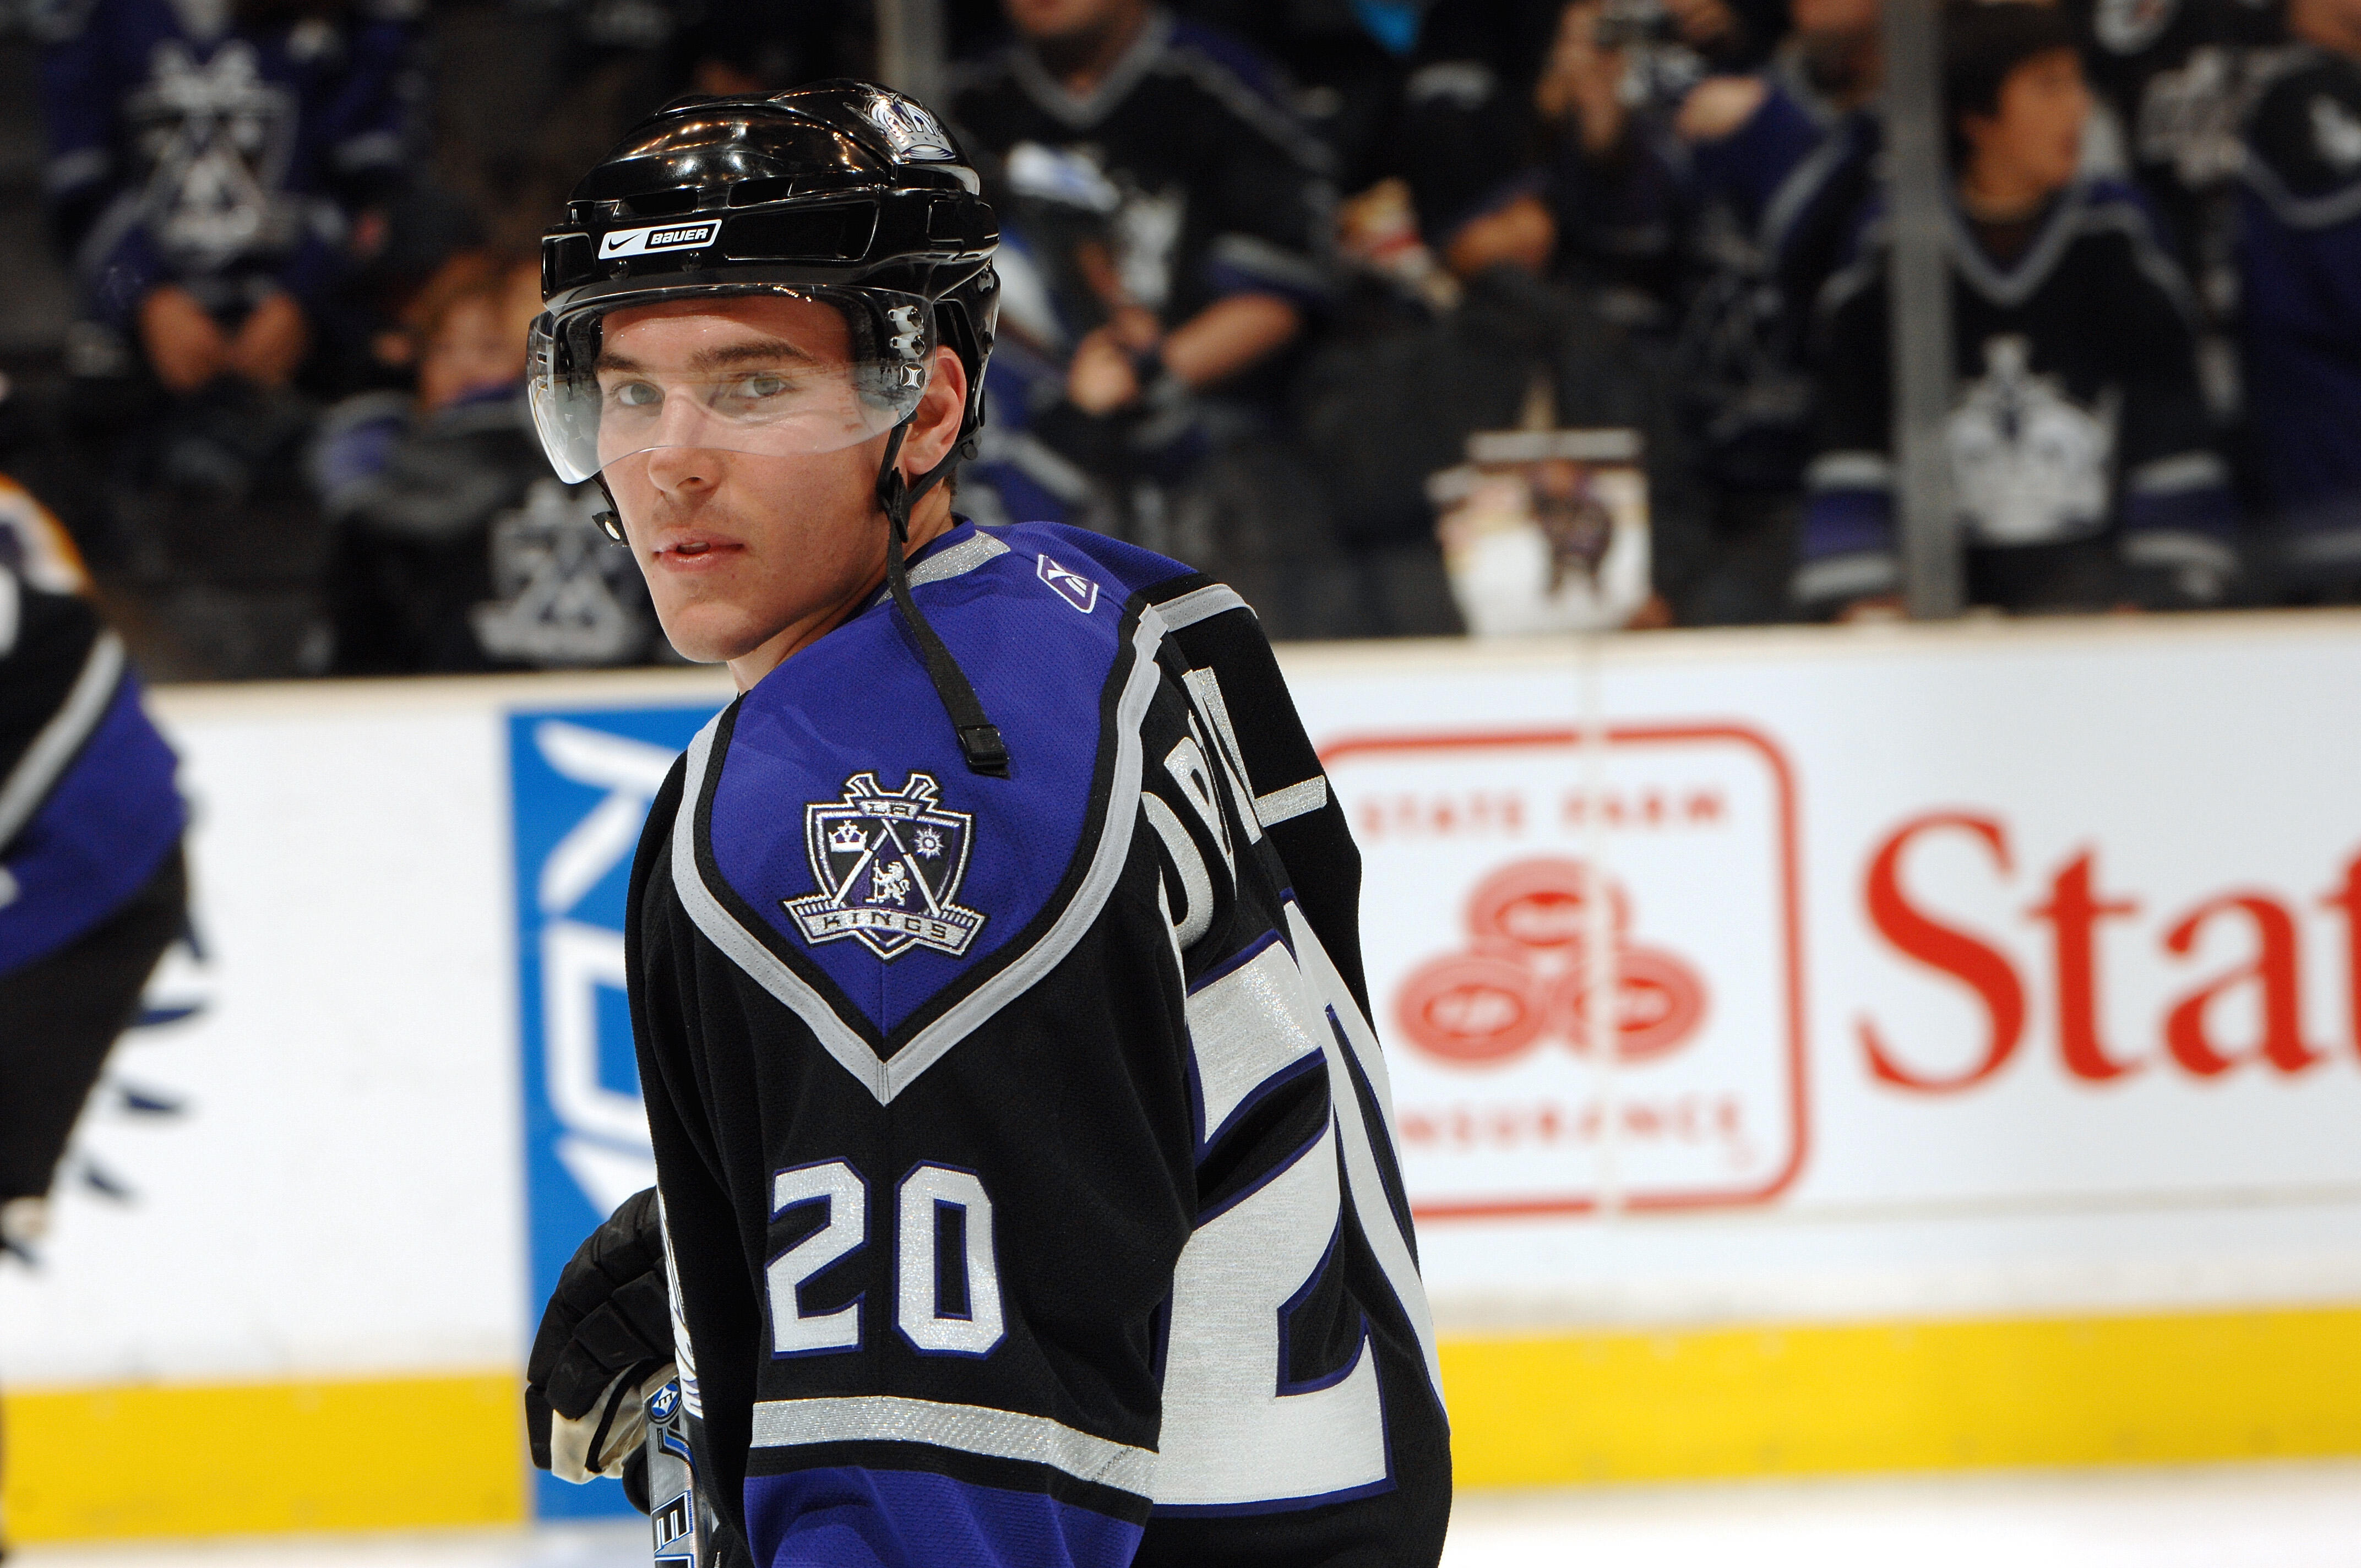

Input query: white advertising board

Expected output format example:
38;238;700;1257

7;615;2361;1393
1297;618;2361;1326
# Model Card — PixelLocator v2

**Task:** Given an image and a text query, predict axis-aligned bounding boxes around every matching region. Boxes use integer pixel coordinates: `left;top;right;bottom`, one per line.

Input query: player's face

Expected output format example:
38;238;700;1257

594;295;966;679
1789;0;1879;41
1969;48;2091;200
1003;0;1140;43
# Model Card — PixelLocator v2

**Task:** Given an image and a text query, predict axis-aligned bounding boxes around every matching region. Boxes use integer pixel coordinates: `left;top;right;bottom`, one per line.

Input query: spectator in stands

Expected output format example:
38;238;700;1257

2237;0;2361;600
2069;0;2284;282
35;0;421;676
1400;0;1788;286
0;472;187;1284
1799;1;2239;616
1175;0;1418;195
1459;0;1880;622
311;256;663;673
946;0;1337;627
37;0;418;399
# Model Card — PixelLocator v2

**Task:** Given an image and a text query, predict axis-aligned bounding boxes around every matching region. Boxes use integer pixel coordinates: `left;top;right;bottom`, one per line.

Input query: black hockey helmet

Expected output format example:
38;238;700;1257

532;82;1012;777
530;80;1001;480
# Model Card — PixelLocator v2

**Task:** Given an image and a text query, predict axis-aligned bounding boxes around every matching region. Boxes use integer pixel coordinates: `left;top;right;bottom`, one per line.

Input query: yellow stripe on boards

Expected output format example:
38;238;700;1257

9;1310;2361;1543
1;1372;524;1543
1441;1305;2361;1488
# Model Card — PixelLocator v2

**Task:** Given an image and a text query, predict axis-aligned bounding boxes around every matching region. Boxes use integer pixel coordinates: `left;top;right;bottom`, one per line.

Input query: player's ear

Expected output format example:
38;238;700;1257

900;345;970;480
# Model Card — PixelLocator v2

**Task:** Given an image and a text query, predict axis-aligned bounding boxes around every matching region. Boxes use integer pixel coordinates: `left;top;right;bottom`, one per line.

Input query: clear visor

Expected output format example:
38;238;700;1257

527;286;933;484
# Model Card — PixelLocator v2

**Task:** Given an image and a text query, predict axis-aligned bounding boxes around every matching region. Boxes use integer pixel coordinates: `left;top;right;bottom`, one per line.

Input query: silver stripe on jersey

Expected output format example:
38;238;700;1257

1793;549;1902;605
1184;938;1323;1146
0;630;124;850
2126;451;2229;496
750;1395;1157;1499
1252;775;1327;827
905;530;1009;589
1805;450;1893;492
671;608;1169;1104
0;568;18;658
1154;583;1251;630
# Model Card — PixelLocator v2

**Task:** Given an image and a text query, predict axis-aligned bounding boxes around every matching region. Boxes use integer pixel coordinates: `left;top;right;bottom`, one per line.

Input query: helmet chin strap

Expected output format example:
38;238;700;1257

590;470;628;543
875;422;1010;778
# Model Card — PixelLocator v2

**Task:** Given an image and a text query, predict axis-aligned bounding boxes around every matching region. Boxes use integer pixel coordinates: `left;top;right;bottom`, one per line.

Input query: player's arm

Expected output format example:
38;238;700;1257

1135;655;1452;1560
624;756;768;1558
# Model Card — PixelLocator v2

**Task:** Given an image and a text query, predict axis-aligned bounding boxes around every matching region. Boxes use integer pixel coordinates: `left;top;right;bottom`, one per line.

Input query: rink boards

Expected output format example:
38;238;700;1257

9;612;2361;1539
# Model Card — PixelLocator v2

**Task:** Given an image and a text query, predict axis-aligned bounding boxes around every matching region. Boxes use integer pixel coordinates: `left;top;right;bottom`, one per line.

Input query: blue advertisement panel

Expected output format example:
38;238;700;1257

507;702;722;1520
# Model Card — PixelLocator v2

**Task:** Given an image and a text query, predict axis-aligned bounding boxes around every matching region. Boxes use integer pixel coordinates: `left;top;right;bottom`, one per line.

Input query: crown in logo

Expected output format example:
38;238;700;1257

830;821;868;853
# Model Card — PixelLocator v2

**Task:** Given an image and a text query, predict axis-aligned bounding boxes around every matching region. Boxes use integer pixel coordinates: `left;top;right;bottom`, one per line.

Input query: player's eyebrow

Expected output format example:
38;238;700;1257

596;336;826;374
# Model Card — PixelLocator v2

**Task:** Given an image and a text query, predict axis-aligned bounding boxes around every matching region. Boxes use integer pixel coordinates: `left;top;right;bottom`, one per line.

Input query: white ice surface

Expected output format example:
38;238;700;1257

15;1461;2361;1567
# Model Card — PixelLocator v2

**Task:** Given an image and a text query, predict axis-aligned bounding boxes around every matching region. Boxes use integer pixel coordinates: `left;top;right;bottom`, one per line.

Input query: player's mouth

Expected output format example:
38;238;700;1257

652;531;744;570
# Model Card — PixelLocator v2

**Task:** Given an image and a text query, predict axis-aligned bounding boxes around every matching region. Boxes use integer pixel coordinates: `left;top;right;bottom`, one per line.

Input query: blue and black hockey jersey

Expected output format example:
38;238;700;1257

625;521;1450;1567
1798;176;2240;611
0;481;183;977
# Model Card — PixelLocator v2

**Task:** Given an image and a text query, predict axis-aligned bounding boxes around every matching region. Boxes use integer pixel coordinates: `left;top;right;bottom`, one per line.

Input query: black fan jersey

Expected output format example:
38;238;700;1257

0;486;182;978
624;521;1451;1568
1797;178;2238;609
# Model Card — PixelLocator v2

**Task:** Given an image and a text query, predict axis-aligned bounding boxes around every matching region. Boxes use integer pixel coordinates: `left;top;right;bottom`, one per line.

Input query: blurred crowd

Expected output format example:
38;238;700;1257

4;0;2361;677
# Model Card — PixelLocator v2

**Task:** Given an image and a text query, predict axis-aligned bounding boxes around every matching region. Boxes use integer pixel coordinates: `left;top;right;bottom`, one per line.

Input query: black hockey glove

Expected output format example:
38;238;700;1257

525;1186;674;1500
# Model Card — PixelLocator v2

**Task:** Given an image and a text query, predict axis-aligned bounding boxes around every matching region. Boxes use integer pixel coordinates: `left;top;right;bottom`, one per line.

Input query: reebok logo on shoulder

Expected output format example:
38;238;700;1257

600;222;719;258
1037;555;1100;614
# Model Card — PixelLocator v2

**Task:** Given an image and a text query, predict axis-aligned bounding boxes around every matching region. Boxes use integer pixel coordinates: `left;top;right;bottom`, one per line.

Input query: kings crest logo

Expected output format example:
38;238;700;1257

784;771;987;960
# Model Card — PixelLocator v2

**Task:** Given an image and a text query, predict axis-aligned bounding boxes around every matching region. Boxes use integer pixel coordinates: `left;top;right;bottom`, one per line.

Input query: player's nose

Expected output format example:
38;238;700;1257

643;443;721;494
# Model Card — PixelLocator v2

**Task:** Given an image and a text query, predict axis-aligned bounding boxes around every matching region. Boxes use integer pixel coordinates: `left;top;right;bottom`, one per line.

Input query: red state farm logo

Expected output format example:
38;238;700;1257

1395;857;1709;1067
1323;723;1807;1218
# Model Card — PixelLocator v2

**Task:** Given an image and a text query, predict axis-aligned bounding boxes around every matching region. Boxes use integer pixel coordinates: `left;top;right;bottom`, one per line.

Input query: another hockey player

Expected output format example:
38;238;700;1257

0;477;186;1239
1798;0;2242;615
2239;0;2361;596
520;84;1451;1567
0;474;187;1558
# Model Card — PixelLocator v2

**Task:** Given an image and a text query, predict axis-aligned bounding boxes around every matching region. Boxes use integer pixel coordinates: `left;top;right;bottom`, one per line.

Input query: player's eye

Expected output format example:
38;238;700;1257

606;379;662;410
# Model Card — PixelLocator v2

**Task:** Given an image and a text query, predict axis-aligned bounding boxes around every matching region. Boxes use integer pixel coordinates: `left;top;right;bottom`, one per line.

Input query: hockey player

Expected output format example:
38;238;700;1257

2239;0;2361;596
0;477;186;1240
519;84;1451;1567
1797;0;2241;614
0;475;187;1557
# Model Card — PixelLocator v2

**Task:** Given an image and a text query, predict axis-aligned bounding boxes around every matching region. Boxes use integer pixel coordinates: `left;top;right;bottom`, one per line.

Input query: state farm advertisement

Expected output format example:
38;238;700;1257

1334;725;1804;1219
1280;620;2361;1319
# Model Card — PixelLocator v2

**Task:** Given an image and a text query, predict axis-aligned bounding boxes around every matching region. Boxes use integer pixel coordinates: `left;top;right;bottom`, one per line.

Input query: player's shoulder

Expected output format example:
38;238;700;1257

676;522;1202;1046
719;522;1161;791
